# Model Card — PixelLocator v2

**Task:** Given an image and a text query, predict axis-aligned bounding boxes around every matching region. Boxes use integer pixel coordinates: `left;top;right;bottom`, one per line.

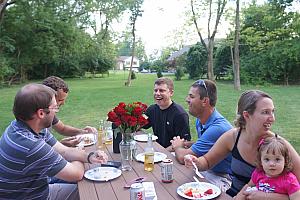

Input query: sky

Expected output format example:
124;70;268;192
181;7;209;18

111;0;300;57
112;0;234;56
135;0;190;55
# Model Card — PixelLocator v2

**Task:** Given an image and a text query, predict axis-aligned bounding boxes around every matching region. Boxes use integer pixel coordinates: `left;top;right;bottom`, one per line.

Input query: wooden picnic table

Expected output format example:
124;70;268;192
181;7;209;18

78;140;233;200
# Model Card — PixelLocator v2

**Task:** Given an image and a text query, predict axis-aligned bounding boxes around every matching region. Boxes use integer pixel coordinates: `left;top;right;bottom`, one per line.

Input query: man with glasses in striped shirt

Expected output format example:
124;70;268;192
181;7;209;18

0;83;107;199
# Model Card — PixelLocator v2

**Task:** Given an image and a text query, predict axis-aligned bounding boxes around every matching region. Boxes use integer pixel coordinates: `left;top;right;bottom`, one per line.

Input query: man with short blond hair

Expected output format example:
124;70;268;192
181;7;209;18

143;77;191;150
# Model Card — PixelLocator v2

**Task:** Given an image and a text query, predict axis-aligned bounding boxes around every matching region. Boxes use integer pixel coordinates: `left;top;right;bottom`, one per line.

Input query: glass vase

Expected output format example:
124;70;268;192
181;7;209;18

119;133;136;171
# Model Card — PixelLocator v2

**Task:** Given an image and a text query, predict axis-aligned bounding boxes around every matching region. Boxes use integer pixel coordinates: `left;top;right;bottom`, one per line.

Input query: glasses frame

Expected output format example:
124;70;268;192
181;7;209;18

45;105;60;113
195;79;209;97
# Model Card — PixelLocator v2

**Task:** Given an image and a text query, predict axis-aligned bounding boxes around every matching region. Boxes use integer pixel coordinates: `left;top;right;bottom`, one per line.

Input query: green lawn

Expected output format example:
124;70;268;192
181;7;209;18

1;71;300;152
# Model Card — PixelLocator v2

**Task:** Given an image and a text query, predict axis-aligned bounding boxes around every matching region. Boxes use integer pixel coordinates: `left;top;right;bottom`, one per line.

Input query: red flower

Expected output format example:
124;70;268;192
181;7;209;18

107;111;118;121
132;106;143;116
107;102;149;134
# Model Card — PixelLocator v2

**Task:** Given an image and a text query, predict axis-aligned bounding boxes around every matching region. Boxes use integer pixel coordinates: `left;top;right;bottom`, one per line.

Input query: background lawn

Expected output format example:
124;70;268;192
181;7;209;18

1;71;300;152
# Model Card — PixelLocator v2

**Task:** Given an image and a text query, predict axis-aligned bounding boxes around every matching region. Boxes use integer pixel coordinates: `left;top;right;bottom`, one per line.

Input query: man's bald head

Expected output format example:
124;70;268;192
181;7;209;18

13;83;56;121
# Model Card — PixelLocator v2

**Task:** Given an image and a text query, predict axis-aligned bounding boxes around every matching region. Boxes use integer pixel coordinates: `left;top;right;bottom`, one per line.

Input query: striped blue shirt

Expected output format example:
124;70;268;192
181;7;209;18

0;120;67;199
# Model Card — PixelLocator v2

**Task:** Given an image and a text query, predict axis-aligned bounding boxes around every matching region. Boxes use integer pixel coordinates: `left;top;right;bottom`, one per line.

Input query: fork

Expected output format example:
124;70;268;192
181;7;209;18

191;160;204;179
193;176;200;183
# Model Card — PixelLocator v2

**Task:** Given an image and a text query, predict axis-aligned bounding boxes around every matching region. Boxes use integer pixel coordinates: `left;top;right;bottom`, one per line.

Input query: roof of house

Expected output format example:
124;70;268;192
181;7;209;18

167;38;224;62
167;45;192;61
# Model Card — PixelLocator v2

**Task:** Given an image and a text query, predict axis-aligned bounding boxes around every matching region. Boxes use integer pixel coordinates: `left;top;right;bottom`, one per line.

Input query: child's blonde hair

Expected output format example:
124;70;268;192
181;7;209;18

256;135;292;172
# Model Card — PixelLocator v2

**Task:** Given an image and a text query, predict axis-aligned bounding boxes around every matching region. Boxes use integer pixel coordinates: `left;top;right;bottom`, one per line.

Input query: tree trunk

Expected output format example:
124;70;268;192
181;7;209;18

0;0;15;23
125;18;136;87
190;0;226;82
20;65;27;83
0;0;8;22
207;40;215;81
233;0;241;90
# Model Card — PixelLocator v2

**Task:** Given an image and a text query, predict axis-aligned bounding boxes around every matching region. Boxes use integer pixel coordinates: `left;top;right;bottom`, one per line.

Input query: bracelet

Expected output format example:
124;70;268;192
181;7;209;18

87;152;94;164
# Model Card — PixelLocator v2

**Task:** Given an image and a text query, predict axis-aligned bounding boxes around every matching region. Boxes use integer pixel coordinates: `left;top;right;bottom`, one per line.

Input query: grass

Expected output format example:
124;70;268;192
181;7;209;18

1;71;300;152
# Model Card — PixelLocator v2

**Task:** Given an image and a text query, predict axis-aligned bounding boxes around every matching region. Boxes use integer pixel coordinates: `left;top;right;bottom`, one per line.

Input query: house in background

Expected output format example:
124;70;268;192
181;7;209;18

167;45;192;63
116;56;139;72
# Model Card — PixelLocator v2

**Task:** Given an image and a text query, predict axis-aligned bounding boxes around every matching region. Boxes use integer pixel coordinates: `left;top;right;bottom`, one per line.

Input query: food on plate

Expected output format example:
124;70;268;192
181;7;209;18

204;188;213;195
183;187;215;198
184;188;193;197
83;136;92;144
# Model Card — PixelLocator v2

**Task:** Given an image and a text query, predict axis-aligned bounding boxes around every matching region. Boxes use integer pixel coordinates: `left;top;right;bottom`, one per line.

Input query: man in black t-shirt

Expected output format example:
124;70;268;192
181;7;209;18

143;77;191;150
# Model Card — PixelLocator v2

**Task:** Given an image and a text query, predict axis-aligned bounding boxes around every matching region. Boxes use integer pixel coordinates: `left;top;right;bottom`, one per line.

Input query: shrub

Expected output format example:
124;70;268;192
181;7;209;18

175;67;185;80
156;69;163;78
131;71;136;80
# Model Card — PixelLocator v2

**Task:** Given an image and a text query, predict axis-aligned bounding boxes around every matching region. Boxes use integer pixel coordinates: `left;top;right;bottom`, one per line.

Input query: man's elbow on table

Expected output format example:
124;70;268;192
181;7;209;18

55;161;85;182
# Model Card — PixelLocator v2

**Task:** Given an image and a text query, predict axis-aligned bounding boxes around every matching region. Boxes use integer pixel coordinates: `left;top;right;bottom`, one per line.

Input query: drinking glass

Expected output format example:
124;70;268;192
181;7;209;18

97;120;105;149
104;121;113;145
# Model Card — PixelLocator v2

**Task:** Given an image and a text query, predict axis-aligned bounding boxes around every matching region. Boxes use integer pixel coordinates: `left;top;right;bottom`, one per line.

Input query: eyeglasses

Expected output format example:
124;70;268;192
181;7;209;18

47;105;60;112
195;80;208;97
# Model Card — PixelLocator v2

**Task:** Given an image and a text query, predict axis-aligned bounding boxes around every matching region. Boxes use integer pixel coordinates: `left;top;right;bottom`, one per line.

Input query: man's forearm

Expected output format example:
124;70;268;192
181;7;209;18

54;141;89;164
174;147;194;164
53;122;83;137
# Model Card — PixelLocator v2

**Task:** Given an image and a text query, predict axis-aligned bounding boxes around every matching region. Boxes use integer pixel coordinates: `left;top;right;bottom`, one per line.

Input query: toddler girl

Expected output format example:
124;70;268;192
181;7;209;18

243;135;300;199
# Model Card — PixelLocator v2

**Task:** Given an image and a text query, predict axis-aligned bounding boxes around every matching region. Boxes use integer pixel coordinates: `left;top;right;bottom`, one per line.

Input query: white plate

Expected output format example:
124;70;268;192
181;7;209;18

134;134;158;142
177;182;221;200
135;152;167;163
84;167;122;181
76;134;96;147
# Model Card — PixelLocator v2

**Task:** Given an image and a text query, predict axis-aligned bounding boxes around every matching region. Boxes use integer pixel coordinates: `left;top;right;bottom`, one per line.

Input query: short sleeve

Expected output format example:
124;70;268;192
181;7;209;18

251;168;260;185
286;172;300;195
52;115;59;126
191;123;228;156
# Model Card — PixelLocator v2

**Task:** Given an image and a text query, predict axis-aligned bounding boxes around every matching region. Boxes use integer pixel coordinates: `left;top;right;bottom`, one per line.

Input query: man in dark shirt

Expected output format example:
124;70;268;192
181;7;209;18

43;76;97;147
143;77;191;151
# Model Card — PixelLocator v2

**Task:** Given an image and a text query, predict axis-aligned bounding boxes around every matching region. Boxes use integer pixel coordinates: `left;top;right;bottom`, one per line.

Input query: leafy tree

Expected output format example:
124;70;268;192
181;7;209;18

0;0;127;85
125;0;143;87
175;67;185;81
238;1;300;85
156;69;163;78
186;43;207;79
117;33;147;62
189;0;227;81
214;42;232;80
139;60;151;71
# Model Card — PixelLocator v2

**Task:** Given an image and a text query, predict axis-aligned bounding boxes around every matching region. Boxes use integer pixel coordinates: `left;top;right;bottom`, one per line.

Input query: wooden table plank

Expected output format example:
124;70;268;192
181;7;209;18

78;141;233;200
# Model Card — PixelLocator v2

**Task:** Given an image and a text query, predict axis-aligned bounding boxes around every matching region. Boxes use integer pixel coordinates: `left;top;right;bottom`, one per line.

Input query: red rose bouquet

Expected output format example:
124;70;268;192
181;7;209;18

107;102;149;140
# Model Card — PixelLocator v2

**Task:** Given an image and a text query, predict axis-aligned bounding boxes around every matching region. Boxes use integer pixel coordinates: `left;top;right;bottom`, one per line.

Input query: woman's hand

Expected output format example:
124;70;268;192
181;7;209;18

183;154;198;168
242;190;284;200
